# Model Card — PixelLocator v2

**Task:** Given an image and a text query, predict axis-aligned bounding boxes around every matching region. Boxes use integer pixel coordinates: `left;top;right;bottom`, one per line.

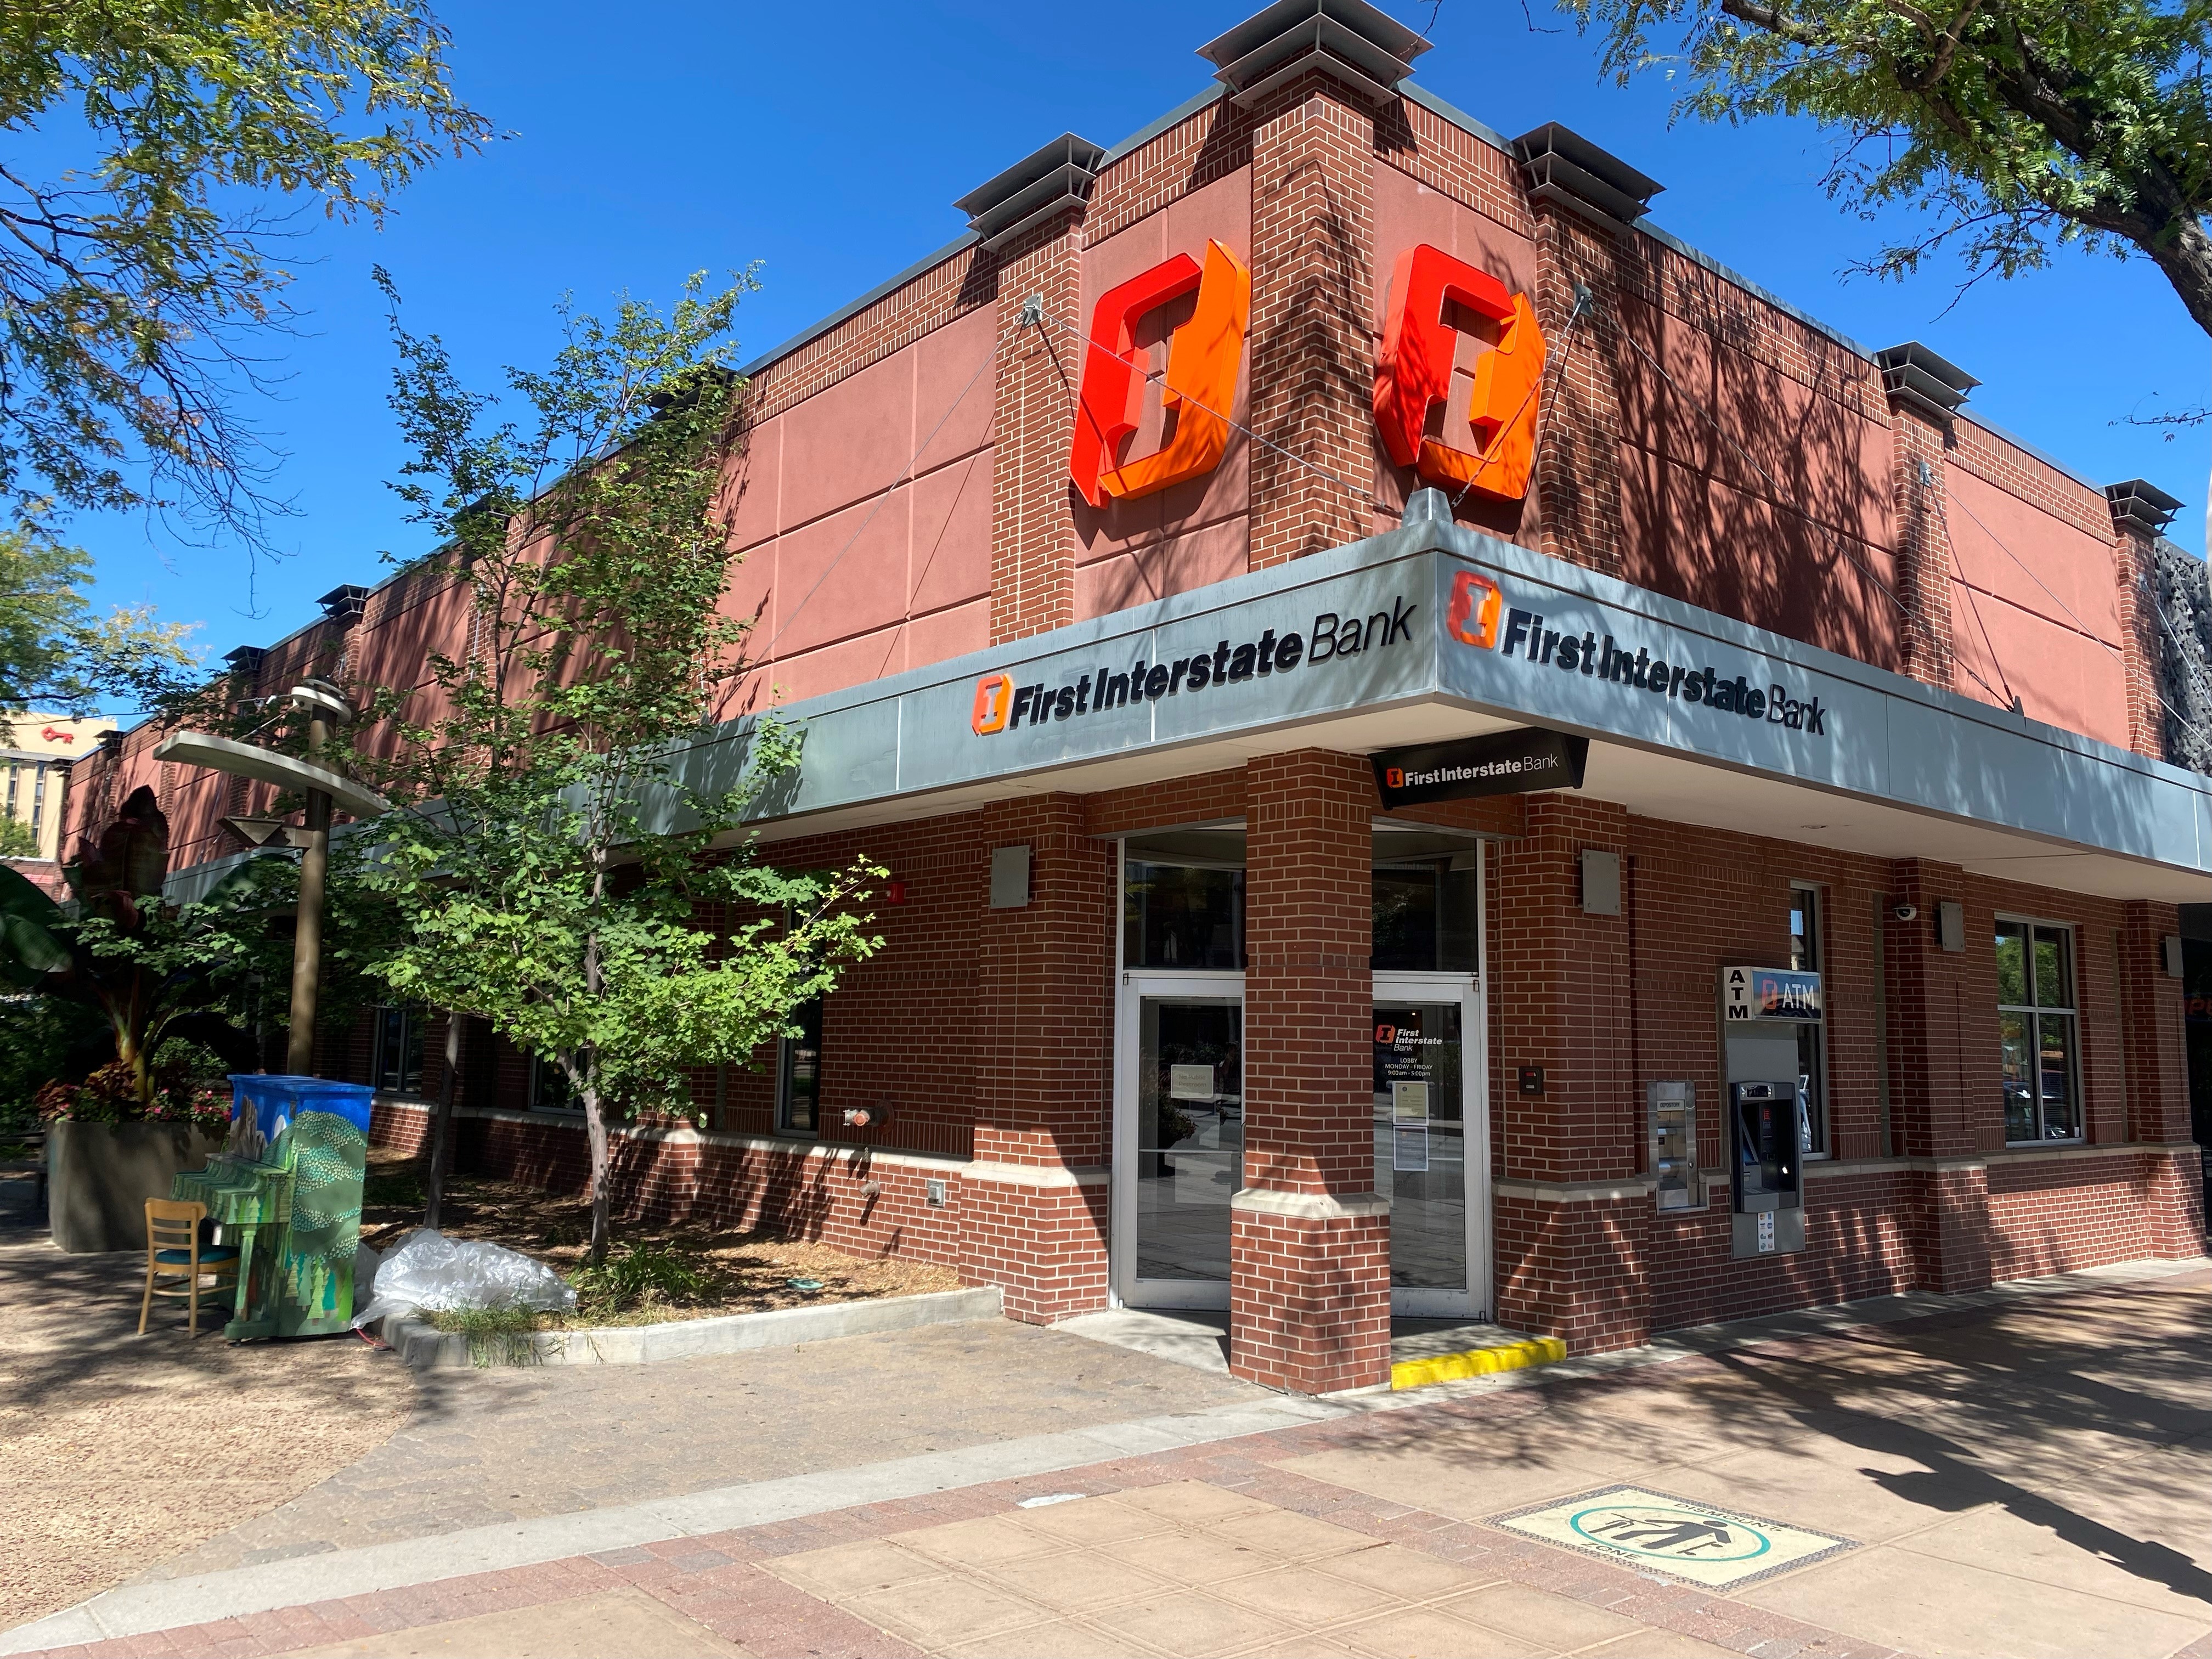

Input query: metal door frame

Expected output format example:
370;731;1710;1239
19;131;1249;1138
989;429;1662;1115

1111;968;1243;1310
1372;968;1491;1319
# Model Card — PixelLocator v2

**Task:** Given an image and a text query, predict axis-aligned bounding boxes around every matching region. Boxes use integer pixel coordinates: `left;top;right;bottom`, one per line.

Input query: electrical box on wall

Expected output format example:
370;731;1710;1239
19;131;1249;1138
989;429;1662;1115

989;844;1032;909
1580;849;1621;916
1937;900;1966;952
1647;1081;1701;1213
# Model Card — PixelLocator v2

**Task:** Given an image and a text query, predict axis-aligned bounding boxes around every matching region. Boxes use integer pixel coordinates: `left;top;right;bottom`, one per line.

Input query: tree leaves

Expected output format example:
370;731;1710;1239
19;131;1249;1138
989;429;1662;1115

1565;0;2212;330
0;1;492;537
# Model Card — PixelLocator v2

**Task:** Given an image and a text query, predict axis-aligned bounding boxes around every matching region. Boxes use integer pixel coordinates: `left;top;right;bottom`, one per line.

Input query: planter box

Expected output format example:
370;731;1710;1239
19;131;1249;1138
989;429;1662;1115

46;1120;226;1254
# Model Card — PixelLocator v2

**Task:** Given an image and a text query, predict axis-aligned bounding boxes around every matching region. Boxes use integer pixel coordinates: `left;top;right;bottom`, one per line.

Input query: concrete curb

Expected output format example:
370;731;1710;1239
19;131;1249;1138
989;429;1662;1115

380;1284;1004;1368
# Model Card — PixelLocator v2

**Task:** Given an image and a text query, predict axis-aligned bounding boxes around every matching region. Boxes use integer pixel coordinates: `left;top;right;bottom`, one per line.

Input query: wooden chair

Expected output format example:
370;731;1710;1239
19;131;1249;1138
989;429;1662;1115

139;1198;241;1336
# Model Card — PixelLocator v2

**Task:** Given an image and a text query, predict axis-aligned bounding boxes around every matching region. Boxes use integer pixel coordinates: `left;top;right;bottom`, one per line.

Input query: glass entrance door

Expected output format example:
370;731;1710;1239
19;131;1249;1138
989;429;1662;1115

1374;975;1488;1318
1114;976;1242;1308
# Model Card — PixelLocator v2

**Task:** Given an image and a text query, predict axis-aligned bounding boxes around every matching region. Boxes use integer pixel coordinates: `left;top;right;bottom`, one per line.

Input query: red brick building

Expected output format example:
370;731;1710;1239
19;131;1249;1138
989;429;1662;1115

76;0;2211;1391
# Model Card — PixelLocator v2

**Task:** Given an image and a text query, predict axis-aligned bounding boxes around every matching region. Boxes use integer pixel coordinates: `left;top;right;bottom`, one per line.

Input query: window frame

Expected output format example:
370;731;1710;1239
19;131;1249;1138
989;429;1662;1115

1995;912;2084;1147
528;1051;578;1114
1788;881;1830;1159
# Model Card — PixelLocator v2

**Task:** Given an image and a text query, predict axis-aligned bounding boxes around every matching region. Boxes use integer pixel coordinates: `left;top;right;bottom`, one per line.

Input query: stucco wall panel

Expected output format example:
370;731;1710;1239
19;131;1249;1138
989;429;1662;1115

911;306;999;476
768;490;913;657
904;596;990;670
776;345;917;533
1950;584;2132;746
1369;159;1537;300
1076;516;1251;620
909;452;994;616
1944;465;2121;645
1620;439;1901;668
725;420;779;555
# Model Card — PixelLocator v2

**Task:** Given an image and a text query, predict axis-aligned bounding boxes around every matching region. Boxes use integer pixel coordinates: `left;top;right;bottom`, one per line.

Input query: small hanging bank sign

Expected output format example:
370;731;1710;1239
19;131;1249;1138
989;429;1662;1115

1723;967;1822;1023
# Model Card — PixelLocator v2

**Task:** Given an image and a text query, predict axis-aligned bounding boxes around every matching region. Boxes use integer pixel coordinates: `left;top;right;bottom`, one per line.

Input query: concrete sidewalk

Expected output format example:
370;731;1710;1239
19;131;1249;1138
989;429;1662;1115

9;1255;2211;1658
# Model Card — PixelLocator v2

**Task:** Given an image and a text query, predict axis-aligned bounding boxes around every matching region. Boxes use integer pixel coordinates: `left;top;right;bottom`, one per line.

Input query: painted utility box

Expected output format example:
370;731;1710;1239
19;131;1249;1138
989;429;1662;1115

171;1075;372;1338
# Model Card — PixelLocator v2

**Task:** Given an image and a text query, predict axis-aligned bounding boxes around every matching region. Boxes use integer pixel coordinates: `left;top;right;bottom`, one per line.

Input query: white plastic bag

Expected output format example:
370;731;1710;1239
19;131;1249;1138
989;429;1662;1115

351;1228;576;1328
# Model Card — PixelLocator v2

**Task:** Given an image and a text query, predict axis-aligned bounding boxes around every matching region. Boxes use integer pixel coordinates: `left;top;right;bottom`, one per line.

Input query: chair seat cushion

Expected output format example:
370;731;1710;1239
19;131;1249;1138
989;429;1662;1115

155;1246;240;1264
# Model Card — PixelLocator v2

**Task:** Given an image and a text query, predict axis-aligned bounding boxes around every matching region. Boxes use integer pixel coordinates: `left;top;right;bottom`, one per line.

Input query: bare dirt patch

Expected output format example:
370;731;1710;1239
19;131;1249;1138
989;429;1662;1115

360;1148;961;1329
0;1172;415;1634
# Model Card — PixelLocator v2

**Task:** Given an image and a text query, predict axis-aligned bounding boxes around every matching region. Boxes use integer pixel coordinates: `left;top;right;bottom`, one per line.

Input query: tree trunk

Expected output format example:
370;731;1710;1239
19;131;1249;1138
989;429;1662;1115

582;1065;611;1265
425;1010;461;1231
2144;213;2212;341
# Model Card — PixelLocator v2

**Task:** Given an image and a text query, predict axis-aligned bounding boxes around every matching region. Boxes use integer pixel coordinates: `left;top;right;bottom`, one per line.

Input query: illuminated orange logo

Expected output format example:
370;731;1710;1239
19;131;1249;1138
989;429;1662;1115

1375;244;1545;502
971;673;1012;735
1447;570;1503;650
1070;239;1252;507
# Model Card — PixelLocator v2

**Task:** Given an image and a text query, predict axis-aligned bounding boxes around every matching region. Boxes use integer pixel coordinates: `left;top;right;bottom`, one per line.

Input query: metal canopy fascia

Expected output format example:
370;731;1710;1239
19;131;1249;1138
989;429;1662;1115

669;518;2212;904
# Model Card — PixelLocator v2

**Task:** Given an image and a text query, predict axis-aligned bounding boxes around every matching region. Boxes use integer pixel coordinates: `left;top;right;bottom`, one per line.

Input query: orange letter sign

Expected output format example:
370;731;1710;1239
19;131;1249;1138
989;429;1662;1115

1374;244;1545;503
1069;239;1252;507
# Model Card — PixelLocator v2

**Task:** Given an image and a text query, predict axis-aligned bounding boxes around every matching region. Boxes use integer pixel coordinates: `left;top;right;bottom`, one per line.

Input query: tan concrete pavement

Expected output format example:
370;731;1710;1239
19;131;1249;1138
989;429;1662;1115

9;1263;2211;1659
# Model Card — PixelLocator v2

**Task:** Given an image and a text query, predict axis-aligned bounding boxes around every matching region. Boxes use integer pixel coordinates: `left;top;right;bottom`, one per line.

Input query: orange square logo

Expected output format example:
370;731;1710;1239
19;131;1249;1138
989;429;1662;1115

972;673;1012;735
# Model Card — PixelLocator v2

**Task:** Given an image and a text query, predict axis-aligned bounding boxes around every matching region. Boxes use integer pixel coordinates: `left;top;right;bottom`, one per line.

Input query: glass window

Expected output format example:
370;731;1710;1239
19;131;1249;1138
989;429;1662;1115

530;1051;575;1112
373;1006;425;1093
1788;885;1828;1156
1996;919;2081;1142
778;998;824;1133
1124;861;1244;969
1372;862;1480;974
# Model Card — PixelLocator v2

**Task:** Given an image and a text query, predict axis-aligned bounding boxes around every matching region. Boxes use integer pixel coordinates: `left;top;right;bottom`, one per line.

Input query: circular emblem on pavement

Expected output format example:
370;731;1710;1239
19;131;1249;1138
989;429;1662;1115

1567;1502;1773;1564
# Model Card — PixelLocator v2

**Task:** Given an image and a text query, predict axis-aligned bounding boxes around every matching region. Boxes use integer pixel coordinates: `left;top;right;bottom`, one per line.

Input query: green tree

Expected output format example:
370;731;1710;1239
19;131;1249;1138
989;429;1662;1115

340;273;882;1260
1;1;491;537
0;518;198;734
0;785;281;1105
1566;0;2212;331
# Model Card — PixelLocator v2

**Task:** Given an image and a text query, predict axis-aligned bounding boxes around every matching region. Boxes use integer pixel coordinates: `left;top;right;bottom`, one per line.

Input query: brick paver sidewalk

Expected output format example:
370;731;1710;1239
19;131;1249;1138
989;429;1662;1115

11;1263;2210;1659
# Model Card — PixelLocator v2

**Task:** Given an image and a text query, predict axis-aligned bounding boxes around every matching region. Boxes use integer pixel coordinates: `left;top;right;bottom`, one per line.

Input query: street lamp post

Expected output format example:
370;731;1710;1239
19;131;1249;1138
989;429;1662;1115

154;682;389;1079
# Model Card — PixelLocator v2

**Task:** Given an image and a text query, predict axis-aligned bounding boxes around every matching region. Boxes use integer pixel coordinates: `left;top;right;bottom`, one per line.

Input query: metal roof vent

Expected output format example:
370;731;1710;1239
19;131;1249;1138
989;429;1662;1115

317;584;370;626
1512;123;1663;234
955;133;1106;253
2106;478;2185;535
222;645;267;675
1874;342;1978;425
1198;0;1431;109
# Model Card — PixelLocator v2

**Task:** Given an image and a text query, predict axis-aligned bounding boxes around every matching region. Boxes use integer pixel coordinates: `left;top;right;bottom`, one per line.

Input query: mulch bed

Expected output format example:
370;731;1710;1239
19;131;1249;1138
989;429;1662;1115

359;1147;961;1328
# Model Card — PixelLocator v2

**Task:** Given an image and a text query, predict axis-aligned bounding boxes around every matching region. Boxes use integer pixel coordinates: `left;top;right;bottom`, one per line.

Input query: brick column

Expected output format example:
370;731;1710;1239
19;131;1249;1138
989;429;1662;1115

1487;794;1649;1352
1888;410;1957;692
1528;206;1629;580
2114;900;2205;1258
1231;751;1389;1392
2111;524;2168;760
1246;80;1376;569
990;216;1084;645
963;794;1116;1322
1881;859;1993;1290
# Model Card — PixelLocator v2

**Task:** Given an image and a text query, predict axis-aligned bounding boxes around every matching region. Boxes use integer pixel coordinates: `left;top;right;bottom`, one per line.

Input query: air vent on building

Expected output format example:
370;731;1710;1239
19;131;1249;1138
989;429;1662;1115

954;133;1106;253
317;584;370;627
1513;123;1662;235
1874;342;1978;426
223;645;267;676
1198;0;1430;108
2106;478;2185;535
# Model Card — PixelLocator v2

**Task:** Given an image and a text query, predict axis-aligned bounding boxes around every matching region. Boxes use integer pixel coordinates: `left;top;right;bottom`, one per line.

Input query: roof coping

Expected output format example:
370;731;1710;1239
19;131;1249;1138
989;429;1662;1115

1199;0;1430;109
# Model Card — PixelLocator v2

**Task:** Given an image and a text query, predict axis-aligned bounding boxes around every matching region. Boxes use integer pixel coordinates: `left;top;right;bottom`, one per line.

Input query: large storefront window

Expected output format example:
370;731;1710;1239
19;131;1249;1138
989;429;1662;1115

1997;919;2081;1143
1372;860;1480;973
1124;864;1244;968
1790;884;1829;1155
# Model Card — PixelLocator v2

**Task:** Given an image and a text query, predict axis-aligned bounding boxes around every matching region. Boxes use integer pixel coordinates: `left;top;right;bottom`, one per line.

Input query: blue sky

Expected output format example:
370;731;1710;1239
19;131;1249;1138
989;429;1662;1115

56;0;2212;681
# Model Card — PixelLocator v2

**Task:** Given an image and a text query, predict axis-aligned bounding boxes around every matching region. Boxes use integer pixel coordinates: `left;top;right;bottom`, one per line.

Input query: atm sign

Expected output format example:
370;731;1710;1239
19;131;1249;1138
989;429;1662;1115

1722;966;1822;1023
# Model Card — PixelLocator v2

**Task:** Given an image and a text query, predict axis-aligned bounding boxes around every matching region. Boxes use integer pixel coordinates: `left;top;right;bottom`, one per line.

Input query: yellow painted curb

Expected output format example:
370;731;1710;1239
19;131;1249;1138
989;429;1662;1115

1391;1335;1567;1390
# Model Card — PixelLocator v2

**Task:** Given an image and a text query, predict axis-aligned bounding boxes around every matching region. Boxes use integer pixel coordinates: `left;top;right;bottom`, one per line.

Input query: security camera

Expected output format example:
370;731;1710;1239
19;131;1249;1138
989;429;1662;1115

1892;902;1920;922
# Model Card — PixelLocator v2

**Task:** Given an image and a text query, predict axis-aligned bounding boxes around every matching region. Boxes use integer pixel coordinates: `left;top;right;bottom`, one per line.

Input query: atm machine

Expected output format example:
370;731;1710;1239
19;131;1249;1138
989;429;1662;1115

1719;966;1817;1257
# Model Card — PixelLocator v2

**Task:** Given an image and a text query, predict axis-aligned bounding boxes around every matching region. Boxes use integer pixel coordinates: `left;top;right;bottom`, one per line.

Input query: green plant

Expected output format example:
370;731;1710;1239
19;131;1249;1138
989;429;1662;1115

423;1302;543;1368
344;275;883;1264
0;817;37;859
0;786;284;1105
571;1241;708;1319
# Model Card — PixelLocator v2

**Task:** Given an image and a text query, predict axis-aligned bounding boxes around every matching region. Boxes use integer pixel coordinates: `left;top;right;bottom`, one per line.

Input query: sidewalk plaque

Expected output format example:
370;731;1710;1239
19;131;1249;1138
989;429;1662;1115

1489;1485;1853;1588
